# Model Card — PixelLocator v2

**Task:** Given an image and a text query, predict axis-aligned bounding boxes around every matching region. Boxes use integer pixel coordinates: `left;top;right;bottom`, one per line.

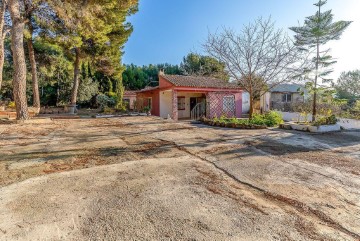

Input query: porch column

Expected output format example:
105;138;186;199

172;89;178;121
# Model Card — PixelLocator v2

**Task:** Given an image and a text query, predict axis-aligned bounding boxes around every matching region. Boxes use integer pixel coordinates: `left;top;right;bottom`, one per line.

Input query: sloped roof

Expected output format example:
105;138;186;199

162;74;239;89
124;90;137;96
136;86;159;93
270;84;305;93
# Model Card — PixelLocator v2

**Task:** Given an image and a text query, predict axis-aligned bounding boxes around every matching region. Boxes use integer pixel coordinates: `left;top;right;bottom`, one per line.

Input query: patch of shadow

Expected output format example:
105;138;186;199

193;165;267;215
245;140;312;156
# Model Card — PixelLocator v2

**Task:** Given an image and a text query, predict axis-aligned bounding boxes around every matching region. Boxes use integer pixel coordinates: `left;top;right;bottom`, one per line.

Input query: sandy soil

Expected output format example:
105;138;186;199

0;116;359;240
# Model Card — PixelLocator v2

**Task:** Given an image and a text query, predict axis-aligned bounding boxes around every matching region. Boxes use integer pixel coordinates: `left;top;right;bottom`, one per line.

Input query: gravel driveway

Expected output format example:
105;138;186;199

0;117;359;240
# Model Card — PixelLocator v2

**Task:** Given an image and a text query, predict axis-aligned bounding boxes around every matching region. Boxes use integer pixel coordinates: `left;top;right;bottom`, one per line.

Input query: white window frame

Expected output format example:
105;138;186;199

282;93;292;103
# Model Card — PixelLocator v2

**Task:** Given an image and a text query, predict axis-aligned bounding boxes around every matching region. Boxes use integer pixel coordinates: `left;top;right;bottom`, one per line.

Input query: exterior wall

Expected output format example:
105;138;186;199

159;76;174;89
260;92;271;113
271;93;304;104
160;91;173;118
136;90;160;116
234;92;242;118
160;90;204;119
271;92;304;110
242;92;250;114
178;92;204;119
207;92;242;118
123;95;136;110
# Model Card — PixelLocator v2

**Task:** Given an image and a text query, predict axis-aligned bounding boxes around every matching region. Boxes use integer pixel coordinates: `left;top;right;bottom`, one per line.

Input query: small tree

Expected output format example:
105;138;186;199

335;70;360;101
290;0;351;121
8;0;29;120
204;17;304;118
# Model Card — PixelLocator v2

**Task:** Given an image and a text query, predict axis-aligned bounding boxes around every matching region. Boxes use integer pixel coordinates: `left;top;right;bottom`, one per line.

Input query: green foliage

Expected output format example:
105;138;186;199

122;63;182;90
180;53;229;81
335;70;360;100
313;114;337;126
96;94;116;110
209;111;282;127
103;107;116;114
248;112;283;127
250;114;267;126
78;78;99;103
290;0;351;119
143;106;151;113
263;111;284;127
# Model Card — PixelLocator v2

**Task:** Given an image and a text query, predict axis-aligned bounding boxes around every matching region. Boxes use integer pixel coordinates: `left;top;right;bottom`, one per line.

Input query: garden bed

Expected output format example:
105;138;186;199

281;114;341;133
201;118;267;129
200;111;283;130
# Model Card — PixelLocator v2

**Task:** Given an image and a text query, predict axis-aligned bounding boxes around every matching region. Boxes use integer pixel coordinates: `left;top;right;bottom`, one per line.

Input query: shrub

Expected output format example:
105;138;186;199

96;94;115;110
103;107;116;114
248;111;283;127
143;106;151;113
7;101;15;109
264;111;283;127
250;113;266;126
313;114;337;126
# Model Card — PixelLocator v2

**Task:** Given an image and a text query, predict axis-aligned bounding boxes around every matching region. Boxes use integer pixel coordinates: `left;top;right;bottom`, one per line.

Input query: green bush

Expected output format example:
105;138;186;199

249;114;266;126
264;111;283;127
206;111;283;128
248;111;283;127
96;94;116;110
313;114;337;126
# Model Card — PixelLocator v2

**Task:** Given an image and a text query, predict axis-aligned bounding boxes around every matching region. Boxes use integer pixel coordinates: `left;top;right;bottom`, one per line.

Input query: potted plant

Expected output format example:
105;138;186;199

143;106;151;116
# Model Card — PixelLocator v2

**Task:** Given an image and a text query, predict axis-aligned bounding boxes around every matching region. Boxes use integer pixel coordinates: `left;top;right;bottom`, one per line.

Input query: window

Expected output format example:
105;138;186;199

282;93;292;103
146;97;152;108
223;96;235;113
123;98;130;109
178;97;185;110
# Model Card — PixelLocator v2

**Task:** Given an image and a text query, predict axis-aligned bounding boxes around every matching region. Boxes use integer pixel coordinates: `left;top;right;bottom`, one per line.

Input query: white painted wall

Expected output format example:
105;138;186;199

276;111;313;122
242;92;250;114
276;111;360;130
260;92;271;112
159;91;204;119
337;118;360;130
160;91;172;118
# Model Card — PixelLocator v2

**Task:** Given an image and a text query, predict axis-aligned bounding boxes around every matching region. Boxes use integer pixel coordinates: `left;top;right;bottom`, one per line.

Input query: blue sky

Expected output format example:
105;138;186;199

123;0;360;78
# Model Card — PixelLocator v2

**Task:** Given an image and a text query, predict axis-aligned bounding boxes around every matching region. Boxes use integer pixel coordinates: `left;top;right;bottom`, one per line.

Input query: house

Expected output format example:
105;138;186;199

260;84;307;112
123;90;137;110
136;71;243;120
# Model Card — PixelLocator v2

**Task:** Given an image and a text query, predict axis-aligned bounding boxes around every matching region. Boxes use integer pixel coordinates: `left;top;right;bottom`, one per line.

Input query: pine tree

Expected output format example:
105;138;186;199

0;1;6;91
290;0;351;121
47;0;138;106
8;0;29;120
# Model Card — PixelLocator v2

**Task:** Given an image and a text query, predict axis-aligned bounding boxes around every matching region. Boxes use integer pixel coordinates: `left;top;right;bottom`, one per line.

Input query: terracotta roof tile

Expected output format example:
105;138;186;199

124;90;137;96
162;75;240;89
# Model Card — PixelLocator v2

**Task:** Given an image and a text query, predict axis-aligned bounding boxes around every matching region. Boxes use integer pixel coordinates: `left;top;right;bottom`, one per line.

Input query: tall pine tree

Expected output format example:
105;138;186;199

290;0;351;121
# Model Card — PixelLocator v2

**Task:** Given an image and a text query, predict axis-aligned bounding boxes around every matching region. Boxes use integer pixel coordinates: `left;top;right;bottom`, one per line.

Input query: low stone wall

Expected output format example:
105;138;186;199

276;111;360;130
337;118;360;130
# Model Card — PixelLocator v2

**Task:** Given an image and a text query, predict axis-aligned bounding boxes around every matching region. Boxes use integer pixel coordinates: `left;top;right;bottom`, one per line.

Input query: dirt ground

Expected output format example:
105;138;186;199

0;116;359;241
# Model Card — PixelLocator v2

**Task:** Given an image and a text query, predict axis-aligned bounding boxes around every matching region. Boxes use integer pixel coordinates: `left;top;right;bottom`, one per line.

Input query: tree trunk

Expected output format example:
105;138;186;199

0;2;5;91
9;0;29;120
248;89;254;119
27;24;40;109
70;47;80;105
312;4;321;122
